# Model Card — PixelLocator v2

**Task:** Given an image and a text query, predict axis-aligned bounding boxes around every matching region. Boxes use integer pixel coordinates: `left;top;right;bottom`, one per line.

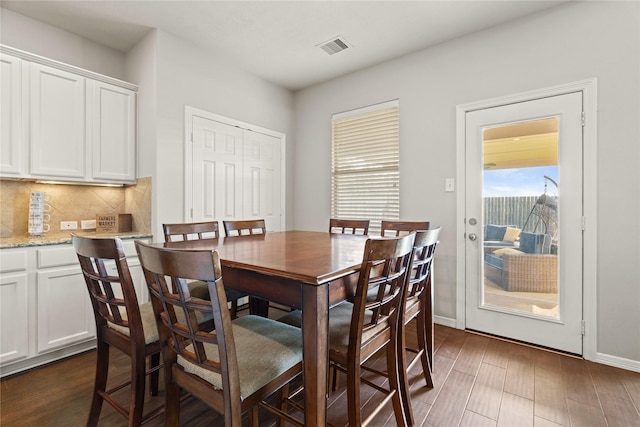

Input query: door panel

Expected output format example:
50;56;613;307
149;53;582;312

465;93;583;354
243;130;281;231
191;114;282;231
192;117;243;221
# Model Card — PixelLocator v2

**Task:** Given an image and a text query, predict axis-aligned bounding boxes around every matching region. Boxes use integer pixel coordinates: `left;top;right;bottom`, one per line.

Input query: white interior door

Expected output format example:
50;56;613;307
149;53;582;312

465;92;584;355
242;130;282;232
192;116;243;221
188;109;284;231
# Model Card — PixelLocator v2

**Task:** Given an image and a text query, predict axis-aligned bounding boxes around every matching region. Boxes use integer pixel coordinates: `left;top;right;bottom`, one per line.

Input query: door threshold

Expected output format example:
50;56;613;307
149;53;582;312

466;328;582;359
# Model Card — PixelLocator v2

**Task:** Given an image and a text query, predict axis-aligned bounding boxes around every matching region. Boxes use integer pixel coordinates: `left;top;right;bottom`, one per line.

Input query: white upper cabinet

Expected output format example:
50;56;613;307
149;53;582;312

0;53;25;176
29;62;86;179
0;46;137;184
91;81;136;182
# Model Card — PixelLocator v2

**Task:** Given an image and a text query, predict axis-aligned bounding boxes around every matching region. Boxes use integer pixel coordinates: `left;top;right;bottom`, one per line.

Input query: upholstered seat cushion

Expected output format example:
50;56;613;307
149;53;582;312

108;300;214;344
278;302;389;355
188;280;246;303
178;315;302;400
108;302;158;344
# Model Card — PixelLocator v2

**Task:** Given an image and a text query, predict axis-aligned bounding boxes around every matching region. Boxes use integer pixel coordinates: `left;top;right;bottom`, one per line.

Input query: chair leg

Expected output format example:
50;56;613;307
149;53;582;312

149;352;161;396
249;297;270;317
396;324;414;426
276;384;289;427
248;406;260;427
346;360;363;427
87;339;109;427
425;278;434;371
164;366;181;426
416;312;434;388
230;300;238;319
330;363;340;392
128;350;146;426
390;329;411;427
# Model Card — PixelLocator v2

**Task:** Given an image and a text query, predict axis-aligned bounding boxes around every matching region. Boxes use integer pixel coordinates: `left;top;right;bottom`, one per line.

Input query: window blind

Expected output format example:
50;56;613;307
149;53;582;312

331;101;400;235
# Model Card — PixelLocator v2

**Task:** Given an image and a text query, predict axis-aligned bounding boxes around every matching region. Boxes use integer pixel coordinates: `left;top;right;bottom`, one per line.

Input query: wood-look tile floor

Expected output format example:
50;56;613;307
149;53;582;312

1;323;639;426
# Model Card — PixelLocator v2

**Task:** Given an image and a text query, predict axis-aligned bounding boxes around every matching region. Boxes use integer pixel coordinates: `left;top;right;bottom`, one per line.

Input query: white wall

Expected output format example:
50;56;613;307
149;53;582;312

0;8;126;80
293;1;640;363
149;30;295;239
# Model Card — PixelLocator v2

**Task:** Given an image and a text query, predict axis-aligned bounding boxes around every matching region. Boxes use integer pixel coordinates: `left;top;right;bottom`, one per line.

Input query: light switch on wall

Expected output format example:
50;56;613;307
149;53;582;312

445;178;455;192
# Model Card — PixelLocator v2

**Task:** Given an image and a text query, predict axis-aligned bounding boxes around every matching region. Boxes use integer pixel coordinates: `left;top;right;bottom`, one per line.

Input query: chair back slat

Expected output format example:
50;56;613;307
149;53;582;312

223;219;266;236
163;221;220;242
329;218;370;235
380;220;430;236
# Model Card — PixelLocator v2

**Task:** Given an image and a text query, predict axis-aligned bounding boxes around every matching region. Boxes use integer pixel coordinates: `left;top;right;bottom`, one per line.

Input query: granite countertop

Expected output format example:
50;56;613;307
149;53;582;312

0;231;153;249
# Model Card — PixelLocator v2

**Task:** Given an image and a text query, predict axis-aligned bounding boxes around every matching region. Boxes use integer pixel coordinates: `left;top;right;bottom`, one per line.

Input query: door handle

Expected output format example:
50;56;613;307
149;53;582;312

468;233;477;241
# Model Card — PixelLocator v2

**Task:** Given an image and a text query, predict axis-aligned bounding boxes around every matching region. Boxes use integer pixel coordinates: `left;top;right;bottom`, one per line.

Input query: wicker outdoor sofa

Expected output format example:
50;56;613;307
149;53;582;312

484;230;558;293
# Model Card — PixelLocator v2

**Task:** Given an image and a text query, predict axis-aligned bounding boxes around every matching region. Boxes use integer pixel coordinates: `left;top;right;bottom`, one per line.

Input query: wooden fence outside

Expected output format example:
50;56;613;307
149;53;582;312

484;196;546;232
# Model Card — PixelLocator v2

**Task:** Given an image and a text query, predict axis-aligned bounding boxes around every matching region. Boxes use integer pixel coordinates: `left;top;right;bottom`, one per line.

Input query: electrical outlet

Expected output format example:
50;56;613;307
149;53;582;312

81;219;96;230
60;221;78;230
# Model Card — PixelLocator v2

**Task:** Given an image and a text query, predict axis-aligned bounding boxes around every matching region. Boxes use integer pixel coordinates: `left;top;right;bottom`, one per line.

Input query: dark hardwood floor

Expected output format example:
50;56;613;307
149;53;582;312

1;322;639;426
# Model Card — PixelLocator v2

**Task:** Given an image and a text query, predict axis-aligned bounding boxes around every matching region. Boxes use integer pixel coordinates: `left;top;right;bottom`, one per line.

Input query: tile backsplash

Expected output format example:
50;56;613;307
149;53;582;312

0;177;151;238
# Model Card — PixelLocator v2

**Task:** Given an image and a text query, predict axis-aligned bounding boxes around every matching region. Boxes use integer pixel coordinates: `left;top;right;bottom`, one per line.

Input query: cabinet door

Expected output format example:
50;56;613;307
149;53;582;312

0;273;29;364
30;63;86;179
91;81;136;182
36;266;94;353
0;53;25;176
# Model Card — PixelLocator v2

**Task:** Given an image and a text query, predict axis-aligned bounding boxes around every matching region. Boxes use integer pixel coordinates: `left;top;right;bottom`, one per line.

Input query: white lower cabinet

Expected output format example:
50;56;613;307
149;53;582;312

35;265;94;353
0;272;29;365
0;238;147;377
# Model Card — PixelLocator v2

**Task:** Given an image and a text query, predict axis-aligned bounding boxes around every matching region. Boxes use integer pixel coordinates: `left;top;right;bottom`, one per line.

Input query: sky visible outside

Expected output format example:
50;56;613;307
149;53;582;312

483;165;559;197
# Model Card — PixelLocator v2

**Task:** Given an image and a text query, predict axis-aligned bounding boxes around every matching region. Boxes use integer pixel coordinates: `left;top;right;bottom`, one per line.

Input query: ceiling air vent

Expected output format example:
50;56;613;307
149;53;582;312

317;36;351;55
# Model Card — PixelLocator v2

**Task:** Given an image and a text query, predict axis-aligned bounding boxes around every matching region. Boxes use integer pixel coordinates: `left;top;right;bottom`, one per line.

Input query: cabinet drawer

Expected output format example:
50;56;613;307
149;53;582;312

0;250;28;273
37;246;77;268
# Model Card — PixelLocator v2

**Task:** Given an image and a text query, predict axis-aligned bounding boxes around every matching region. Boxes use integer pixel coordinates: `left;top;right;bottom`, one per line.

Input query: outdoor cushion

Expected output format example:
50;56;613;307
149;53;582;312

485;253;503;269
492;247;524;256
485;225;508;241
519;232;552;254
503;227;522;242
483;240;516;247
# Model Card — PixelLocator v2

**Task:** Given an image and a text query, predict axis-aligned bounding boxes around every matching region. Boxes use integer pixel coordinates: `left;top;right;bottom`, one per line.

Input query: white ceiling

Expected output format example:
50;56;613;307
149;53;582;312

0;0;568;91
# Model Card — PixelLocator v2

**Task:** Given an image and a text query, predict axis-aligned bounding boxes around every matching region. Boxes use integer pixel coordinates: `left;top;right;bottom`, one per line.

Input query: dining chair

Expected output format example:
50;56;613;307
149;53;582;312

135;241;304;427
397;227;441;424
328;218;370;235
279;233;415;426
162;221;248;319
222;219;267;236
72;234;163;426
380;220;430;236
222;219;272;317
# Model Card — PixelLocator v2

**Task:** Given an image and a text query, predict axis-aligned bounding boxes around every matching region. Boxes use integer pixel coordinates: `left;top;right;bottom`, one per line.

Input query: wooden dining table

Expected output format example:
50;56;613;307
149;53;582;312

153;230;369;426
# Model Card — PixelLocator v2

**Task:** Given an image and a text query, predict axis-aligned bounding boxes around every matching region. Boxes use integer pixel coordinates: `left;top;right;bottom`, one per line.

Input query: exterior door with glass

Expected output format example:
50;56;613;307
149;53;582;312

465;92;583;355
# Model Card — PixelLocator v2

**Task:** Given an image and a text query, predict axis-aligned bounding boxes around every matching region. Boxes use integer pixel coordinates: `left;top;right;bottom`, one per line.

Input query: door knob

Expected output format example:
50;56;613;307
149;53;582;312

468;233;477;241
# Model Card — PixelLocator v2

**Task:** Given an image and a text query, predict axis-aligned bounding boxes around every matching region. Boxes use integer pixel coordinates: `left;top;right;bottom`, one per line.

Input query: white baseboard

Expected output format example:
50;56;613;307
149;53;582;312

593;352;640;373
434;315;457;329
